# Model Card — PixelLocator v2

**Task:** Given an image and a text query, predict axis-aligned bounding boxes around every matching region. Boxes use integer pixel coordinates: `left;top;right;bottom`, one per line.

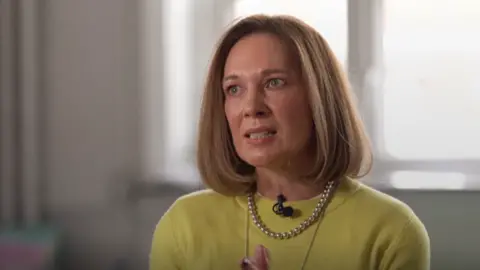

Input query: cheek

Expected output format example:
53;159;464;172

224;104;245;153
224;102;241;133
286;111;312;135
277;98;312;136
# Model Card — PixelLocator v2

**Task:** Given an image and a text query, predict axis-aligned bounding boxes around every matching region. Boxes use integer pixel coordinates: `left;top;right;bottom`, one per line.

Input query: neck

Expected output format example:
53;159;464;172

255;168;325;201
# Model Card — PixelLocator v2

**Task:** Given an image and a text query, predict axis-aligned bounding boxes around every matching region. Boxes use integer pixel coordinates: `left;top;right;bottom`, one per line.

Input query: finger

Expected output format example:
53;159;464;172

253;245;270;269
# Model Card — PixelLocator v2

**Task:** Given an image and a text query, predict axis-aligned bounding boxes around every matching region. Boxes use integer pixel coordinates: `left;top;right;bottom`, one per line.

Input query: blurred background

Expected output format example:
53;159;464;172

0;0;479;269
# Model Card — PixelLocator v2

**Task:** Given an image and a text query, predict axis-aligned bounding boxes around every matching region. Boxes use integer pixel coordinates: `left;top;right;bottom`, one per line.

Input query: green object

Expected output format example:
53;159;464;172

0;225;64;270
0;225;59;242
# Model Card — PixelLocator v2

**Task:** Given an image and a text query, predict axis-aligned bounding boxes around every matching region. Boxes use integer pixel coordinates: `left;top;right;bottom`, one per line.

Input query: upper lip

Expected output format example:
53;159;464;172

244;126;277;137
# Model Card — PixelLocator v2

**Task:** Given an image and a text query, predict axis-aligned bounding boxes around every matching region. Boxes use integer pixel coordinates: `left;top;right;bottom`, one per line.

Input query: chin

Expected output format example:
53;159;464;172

244;159;272;168
240;153;278;168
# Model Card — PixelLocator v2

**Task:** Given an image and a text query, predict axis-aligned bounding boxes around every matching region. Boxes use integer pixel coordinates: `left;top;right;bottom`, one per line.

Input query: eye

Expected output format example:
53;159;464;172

266;78;286;88
225;85;240;95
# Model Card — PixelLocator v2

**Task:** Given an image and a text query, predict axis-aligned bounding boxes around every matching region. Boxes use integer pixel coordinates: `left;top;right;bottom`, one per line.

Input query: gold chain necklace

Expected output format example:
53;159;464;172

244;180;337;269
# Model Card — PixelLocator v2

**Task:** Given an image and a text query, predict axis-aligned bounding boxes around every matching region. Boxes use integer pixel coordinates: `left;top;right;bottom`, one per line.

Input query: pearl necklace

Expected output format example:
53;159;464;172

246;180;336;239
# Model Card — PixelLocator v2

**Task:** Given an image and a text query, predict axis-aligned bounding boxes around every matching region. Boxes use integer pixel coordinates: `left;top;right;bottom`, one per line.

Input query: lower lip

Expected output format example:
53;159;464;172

245;134;276;145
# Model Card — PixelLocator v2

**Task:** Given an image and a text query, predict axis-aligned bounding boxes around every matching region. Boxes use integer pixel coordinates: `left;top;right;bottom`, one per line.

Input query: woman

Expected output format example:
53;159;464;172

150;14;430;270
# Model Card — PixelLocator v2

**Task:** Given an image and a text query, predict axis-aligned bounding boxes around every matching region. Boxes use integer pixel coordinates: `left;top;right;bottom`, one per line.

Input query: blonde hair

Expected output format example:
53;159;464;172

196;14;372;196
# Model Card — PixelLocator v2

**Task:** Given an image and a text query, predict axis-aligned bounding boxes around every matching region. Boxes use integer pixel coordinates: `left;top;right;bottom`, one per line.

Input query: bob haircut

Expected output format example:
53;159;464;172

197;14;372;196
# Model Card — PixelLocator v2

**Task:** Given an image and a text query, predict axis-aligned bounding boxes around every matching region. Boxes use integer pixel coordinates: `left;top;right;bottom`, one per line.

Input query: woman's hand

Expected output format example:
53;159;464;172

240;245;270;270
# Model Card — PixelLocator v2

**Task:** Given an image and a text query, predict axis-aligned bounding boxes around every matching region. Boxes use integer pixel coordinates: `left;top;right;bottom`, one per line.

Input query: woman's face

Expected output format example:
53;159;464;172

223;33;313;169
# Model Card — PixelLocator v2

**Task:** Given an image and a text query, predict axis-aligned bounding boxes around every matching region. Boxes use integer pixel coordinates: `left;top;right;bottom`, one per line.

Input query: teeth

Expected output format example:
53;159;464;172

248;131;274;139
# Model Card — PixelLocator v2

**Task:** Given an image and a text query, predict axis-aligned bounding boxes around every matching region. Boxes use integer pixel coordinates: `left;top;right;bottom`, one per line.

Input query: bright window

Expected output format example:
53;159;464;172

232;0;348;65
390;171;467;190
142;0;480;189
382;0;480;160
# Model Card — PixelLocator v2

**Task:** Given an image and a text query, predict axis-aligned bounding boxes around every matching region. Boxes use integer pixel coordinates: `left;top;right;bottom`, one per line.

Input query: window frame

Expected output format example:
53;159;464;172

140;0;231;188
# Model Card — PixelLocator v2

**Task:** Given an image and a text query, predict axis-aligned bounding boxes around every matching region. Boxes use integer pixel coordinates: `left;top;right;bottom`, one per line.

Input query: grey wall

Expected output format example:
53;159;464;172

40;0;479;270
43;0;142;269
389;190;480;269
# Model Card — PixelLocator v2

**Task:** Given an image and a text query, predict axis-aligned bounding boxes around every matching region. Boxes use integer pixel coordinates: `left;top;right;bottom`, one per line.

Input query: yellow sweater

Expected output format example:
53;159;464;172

150;178;430;270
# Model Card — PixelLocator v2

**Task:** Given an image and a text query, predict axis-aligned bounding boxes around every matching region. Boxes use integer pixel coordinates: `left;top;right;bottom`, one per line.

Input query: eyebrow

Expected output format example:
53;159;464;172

223;68;289;82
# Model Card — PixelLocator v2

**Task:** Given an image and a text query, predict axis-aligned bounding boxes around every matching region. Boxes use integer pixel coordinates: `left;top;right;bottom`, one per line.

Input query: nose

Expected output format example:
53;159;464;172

243;86;270;118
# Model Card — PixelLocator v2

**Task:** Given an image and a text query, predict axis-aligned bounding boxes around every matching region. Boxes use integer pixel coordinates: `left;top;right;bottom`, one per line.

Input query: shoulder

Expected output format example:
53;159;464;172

340;178;429;247
356;181;428;238
150;189;239;268
350;180;422;225
160;189;240;225
176;188;230;204
167;189;235;214
346;180;430;268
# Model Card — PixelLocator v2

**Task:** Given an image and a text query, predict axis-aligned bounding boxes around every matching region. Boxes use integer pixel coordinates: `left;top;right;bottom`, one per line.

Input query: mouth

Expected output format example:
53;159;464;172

245;130;277;139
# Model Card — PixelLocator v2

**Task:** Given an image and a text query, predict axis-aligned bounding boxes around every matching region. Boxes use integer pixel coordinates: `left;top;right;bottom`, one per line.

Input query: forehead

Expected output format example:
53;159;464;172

223;32;293;74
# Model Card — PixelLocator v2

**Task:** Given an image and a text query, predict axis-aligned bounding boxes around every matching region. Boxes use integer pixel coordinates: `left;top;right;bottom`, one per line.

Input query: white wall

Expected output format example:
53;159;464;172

40;0;480;269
